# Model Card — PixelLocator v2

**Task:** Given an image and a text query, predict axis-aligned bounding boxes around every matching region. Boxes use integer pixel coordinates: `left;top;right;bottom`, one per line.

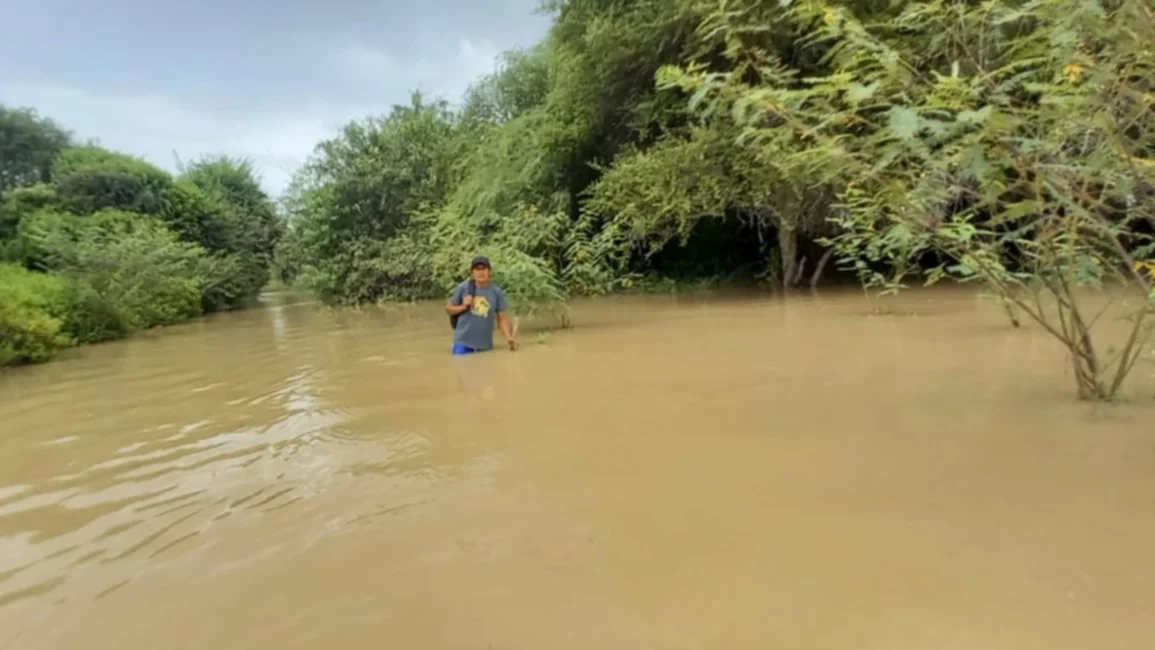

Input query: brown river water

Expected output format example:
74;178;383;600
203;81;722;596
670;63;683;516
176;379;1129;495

1;286;1154;649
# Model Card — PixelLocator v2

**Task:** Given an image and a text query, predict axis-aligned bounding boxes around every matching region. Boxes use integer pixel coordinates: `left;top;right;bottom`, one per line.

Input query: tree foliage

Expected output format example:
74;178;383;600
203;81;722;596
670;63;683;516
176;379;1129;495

179;156;283;307
0;107;71;194
0;103;280;366
0;263;71;366
283;93;456;303
0;107;72;241
53;146;173;216
280;0;858;317
8;2;1144;399
26;210;207;343
281;1;721;315
665;0;1155;399
277;0;1154;398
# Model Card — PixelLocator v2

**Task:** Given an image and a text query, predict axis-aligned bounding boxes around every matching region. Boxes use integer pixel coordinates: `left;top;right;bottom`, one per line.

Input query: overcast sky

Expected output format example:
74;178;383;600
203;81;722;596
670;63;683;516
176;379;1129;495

0;0;549;195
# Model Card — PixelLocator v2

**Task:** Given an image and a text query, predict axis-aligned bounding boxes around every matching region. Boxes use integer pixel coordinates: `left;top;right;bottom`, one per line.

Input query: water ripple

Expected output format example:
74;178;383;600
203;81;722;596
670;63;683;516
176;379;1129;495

0;298;518;617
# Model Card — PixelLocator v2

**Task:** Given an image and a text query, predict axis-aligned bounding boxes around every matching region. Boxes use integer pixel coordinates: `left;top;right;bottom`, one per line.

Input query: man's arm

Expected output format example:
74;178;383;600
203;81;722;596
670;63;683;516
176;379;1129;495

495;288;517;349
445;284;472;315
446;299;471;316
497;312;517;349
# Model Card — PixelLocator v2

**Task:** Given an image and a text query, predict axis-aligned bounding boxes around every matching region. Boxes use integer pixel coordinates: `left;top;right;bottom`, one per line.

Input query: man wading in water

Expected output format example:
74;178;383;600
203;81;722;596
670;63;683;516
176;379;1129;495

446;256;518;355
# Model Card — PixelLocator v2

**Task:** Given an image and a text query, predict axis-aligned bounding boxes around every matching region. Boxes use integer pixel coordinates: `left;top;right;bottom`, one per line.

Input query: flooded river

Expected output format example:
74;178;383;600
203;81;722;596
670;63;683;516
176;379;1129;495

1;287;1154;649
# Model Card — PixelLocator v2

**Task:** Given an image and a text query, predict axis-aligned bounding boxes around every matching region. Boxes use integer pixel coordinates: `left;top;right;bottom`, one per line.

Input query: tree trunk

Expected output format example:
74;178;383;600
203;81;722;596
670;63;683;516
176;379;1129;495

810;247;835;289
1063;301;1107;400
793;257;808;286
779;226;798;289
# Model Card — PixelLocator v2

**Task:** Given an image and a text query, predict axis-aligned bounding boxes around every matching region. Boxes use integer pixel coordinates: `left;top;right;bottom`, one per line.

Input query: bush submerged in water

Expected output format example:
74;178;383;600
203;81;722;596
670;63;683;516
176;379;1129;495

0;264;71;366
0;114;283;367
0;207;248;367
22;209;207;344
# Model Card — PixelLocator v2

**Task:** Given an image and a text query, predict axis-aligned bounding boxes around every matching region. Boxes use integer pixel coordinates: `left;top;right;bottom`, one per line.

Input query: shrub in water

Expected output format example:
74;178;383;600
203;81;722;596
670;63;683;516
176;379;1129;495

0;264;72;366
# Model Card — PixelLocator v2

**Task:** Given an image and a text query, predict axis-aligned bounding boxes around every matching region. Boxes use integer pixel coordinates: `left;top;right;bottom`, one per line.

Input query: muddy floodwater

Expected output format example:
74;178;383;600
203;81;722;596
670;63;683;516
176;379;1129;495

1;286;1154;649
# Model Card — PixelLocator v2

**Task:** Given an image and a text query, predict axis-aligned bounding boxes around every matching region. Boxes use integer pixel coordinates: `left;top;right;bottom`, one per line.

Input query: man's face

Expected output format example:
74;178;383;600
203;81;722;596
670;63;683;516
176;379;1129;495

471;265;491;283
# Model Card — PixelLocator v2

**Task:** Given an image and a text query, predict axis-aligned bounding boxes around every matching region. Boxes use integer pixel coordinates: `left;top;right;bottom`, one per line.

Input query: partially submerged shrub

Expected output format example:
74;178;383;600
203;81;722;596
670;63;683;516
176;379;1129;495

670;0;1155;400
22;209;206;343
0;264;71;366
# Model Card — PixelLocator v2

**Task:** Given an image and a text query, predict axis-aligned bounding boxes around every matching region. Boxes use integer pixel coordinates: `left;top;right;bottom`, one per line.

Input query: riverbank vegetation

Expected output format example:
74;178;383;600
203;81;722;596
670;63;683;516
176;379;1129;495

3;0;1153;399
276;0;1153;399
0;106;280;366
663;0;1155;400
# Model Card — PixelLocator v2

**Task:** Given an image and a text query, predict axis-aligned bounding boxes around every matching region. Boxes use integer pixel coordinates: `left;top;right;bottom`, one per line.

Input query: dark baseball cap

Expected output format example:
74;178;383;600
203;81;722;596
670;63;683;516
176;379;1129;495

470;255;491;269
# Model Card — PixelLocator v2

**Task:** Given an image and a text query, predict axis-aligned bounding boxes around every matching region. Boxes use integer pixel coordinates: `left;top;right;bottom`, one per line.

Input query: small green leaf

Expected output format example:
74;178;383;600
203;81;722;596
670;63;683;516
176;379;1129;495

888;106;920;139
923;118;949;135
966;143;991;180
1017;138;1044;153
732;97;751;125
957;106;992;125
996;200;1041;223
846;82;877;103
688;85;710;112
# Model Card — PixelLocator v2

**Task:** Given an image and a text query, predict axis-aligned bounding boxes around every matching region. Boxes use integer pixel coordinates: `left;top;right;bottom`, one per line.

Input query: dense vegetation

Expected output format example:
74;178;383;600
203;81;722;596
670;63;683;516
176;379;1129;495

666;0;1155;400
277;0;1153;399
4;0;1153;399
0;106;280;366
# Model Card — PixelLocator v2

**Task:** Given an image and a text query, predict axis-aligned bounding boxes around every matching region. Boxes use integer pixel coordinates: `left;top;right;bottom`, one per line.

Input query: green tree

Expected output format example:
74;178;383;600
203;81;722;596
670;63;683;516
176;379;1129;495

429;0;719;310
0;106;71;239
0;106;71;193
460;47;550;129
0;107;284;366
52;146;172;216
1;183;60;259
670;0;1155;399
179;156;282;307
284;92;458;303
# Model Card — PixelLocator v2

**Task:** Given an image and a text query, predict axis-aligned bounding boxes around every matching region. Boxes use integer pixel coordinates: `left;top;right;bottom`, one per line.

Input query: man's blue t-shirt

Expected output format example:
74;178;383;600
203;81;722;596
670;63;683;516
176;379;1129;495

450;281;509;351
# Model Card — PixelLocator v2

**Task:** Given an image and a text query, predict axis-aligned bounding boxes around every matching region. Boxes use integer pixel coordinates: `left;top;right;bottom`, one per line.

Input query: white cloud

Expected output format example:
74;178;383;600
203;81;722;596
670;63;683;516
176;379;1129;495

329;37;500;101
332;44;403;83
1;81;370;196
1;40;505;198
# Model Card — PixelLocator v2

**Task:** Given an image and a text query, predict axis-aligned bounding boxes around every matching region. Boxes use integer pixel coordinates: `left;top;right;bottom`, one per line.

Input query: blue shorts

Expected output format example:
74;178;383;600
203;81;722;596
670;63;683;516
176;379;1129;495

451;343;476;356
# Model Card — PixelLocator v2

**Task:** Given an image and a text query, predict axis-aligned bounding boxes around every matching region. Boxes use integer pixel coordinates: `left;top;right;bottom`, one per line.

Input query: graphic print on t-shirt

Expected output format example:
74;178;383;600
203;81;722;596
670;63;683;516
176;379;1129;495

471;296;491;318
